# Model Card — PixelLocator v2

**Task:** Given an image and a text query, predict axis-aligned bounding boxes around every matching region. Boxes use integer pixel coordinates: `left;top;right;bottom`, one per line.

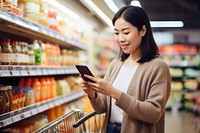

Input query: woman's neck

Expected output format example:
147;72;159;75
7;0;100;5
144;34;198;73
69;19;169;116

124;55;139;66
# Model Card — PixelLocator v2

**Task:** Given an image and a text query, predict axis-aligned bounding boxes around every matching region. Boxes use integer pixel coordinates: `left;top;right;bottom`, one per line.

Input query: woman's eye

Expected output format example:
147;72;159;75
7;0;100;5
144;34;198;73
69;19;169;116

124;32;129;35
114;32;119;35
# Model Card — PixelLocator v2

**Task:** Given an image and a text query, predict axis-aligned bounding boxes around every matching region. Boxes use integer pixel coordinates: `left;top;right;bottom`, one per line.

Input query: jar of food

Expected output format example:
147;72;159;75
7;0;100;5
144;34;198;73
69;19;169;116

0;38;13;65
0;85;9;114
11;41;20;65
6;85;13;111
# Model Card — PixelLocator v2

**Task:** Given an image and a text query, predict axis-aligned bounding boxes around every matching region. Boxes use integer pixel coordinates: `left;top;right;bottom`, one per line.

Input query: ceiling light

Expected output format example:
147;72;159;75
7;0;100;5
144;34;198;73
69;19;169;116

104;0;119;13
150;21;184;28
82;0;113;27
45;0;80;20
131;0;141;7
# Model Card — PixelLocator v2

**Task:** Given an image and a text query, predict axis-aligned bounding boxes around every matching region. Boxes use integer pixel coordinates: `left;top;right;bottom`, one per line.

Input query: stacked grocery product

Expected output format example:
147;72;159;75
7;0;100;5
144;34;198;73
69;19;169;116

0;76;83;115
0;38;81;66
0;0;87;44
0;95;93;132
159;44;200;111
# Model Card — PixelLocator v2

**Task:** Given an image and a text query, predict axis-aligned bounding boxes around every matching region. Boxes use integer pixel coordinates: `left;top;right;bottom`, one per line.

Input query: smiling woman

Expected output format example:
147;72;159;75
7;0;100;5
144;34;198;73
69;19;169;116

80;5;171;133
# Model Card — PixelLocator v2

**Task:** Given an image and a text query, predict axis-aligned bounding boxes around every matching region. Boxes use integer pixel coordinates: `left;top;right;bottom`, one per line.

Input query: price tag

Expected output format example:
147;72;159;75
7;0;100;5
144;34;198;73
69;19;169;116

58;99;64;104
29;70;36;75
48;69;53;74
38;106;45;112
52;69;56;74
49;31;55;37
0;11;13;22
3;118;12;126
36;70;42;75
42;69;48;75
20;70;29;76
54;100;60;106
30;24;40;32
20;114;25;119
23;111;31;118
11;70;20;76
1;70;11;77
12;115;21;122
48;102;54;108
60;36;65;41
43;104;49;110
31;108;38;115
41;28;48;35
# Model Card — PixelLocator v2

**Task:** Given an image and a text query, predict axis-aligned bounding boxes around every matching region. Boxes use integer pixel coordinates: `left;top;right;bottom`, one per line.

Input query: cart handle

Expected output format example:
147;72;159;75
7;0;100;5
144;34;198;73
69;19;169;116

73;111;97;128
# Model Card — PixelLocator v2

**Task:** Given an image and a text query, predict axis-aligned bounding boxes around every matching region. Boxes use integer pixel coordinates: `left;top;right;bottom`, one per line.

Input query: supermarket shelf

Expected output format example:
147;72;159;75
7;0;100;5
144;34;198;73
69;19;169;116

168;64;200;68
161;53;200;56
0;90;85;128
0;65;79;77
0;9;86;50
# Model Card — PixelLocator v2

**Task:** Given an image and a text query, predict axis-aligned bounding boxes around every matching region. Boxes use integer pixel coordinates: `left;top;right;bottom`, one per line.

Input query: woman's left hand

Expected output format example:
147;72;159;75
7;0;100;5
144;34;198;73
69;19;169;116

83;74;122;100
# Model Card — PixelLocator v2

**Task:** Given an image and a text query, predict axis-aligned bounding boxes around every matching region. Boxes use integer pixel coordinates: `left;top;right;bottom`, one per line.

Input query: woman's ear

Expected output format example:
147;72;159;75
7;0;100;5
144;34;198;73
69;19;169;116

141;25;146;37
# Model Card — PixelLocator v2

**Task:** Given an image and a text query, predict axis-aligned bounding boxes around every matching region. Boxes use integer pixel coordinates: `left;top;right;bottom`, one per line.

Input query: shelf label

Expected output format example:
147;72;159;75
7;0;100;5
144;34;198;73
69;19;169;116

42;69;48;75
11;70;20;76
36;70;42;75
12;115;21;122
31;108;38;115
29;70;36;75
48;102;54;108
23;111;31;118
3;118;12;127
14;17;30;28
30;24;40;32
1;71;11;77
38;106;45;112
49;31;55;37
0;11;13;22
20;70;29;76
41;28;48;35
43;104;49;111
54;100;60;106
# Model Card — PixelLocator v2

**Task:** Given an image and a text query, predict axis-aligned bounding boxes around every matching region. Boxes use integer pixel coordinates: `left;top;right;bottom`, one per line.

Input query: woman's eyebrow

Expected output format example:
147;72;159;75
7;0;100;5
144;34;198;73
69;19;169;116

114;28;130;31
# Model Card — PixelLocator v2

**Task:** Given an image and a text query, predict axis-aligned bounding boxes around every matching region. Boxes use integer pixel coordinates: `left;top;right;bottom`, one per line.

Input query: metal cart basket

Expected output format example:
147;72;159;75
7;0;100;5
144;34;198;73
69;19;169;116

34;109;105;133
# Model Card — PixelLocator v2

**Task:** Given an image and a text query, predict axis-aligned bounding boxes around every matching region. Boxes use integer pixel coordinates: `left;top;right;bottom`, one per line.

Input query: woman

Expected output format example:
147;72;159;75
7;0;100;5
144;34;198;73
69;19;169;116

82;5;171;133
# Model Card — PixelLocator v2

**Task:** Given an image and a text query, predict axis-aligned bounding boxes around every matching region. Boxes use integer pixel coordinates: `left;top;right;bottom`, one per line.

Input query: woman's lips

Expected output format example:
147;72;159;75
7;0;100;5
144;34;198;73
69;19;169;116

120;44;129;49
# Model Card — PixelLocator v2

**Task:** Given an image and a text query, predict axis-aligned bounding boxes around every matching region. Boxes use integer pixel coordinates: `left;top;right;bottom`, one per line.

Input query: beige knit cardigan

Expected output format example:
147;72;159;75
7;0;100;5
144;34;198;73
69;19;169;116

90;57;171;133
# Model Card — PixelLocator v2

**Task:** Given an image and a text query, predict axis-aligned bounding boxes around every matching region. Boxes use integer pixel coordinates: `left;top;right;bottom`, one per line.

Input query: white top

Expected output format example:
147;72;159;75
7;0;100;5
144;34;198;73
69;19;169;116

110;64;138;122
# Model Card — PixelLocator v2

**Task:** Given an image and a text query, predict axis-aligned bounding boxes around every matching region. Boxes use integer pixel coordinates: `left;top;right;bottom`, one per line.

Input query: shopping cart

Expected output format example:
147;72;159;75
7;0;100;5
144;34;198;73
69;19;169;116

34;109;105;133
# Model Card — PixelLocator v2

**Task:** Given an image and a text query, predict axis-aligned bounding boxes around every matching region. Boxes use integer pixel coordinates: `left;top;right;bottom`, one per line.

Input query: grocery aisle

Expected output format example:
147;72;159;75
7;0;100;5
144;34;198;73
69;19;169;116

165;110;200;133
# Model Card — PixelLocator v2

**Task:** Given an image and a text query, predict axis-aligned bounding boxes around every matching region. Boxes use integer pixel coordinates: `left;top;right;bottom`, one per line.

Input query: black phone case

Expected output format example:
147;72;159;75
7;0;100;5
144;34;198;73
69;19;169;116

75;65;94;82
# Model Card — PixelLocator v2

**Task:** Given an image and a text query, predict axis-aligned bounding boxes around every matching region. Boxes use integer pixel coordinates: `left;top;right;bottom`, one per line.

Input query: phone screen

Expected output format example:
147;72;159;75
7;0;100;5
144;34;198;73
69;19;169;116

75;65;94;82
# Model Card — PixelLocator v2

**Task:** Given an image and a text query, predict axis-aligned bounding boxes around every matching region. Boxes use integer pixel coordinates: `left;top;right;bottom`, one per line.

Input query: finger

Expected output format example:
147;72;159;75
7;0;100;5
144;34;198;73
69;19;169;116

84;74;99;83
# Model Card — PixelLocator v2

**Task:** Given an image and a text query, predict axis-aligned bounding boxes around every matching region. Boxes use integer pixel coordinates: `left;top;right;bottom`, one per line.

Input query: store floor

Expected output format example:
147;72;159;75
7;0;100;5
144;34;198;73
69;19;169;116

165;109;200;133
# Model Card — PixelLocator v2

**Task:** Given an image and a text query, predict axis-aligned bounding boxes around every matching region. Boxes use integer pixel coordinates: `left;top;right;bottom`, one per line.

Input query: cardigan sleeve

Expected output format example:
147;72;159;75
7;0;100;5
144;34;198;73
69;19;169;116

89;58;119;113
116;59;171;124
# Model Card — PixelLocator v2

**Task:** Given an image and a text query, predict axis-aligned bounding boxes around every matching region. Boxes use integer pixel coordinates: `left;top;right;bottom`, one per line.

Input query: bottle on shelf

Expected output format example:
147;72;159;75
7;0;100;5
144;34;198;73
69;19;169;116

27;44;35;65
32;78;41;103
11;41;20;65
33;40;42;65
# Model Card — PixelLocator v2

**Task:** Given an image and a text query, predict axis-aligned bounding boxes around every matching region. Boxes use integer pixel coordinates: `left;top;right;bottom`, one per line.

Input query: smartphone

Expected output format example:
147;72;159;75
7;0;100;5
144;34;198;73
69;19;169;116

75;65;94;82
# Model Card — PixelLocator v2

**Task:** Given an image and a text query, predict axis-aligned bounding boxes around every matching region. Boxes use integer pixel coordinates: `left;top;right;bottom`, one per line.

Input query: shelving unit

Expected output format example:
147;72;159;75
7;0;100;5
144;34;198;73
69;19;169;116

0;90;85;128
0;9;87;50
161;52;200;111
0;65;79;77
0;7;88;130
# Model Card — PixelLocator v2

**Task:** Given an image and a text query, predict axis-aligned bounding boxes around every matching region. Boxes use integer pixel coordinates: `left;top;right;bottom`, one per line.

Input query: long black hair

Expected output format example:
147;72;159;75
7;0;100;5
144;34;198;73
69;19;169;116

112;5;159;63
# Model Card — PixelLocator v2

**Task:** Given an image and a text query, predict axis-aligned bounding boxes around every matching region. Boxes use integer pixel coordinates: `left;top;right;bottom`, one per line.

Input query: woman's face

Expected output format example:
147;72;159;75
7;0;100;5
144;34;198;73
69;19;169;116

114;17;146;55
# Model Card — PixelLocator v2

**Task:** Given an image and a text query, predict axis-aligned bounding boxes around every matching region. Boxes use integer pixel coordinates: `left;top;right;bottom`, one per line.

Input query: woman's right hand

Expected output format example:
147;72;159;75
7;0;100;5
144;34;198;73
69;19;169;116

82;81;97;99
